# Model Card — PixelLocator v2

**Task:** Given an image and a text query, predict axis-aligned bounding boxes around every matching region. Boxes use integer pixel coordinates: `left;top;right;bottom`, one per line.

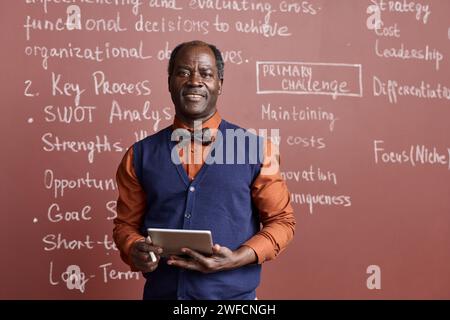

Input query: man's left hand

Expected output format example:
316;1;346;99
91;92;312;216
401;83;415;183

166;244;257;273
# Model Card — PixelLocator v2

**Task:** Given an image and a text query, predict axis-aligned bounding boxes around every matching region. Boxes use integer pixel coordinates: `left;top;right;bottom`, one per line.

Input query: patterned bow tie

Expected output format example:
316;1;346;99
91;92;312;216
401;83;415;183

190;127;214;146
173;127;214;146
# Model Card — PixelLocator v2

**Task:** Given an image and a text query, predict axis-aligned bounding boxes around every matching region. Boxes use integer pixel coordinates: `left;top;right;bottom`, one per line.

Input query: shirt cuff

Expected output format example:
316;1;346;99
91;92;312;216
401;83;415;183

242;235;274;264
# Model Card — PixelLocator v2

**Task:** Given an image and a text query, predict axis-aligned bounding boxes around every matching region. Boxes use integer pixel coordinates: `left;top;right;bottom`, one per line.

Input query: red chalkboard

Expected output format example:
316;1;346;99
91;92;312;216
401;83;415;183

1;0;449;299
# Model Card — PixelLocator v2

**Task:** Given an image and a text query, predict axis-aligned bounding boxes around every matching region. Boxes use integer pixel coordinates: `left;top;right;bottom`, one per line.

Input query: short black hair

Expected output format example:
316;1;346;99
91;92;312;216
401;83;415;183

168;40;224;80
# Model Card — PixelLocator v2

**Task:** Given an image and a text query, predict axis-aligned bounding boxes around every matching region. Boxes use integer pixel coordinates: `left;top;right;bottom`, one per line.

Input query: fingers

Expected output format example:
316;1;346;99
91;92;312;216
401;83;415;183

165;244;230;273
167;248;213;272
133;252;160;272
212;244;221;254
167;254;202;272
130;239;163;273
134;239;162;253
181;248;208;263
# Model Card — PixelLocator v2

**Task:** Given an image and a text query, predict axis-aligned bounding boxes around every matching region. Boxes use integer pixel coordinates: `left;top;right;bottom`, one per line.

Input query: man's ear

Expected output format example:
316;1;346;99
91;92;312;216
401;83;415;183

218;79;223;95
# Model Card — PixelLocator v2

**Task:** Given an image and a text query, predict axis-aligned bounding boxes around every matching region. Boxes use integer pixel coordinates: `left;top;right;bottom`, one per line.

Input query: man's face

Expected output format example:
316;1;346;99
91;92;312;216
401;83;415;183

169;45;222;124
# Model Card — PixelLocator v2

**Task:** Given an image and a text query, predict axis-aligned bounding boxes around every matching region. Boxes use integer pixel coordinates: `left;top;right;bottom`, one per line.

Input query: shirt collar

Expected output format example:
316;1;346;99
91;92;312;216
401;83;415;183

173;111;222;131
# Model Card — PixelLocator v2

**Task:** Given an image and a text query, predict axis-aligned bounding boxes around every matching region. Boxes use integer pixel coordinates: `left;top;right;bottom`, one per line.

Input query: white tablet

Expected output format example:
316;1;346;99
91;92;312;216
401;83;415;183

147;228;213;256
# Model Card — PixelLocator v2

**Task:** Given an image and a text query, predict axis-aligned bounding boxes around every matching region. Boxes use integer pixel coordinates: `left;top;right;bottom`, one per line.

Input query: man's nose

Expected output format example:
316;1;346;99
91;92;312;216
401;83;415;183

187;72;203;86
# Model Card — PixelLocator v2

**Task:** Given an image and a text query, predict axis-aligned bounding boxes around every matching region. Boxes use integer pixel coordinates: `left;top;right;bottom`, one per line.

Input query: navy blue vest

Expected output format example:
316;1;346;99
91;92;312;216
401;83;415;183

133;120;263;300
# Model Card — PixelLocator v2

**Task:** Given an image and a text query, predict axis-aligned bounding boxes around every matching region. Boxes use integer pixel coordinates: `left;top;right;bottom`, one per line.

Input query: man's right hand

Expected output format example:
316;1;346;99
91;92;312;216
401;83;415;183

130;237;163;273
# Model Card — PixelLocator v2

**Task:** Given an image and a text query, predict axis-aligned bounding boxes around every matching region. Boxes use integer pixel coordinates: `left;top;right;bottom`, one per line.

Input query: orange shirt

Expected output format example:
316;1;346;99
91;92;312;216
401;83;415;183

113;112;295;267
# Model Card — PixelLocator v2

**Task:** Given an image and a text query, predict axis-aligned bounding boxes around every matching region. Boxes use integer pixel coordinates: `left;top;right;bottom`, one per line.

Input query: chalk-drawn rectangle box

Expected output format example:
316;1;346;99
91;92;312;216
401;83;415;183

256;61;363;98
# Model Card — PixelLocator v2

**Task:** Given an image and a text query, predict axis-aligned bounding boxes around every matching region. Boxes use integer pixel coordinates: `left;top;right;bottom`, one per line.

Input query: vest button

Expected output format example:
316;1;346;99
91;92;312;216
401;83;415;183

185;213;191;219
189;186;195;192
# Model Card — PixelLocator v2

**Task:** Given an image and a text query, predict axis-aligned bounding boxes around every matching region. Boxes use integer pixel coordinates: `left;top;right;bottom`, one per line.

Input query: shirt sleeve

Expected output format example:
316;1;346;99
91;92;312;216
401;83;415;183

243;140;296;264
113;146;146;270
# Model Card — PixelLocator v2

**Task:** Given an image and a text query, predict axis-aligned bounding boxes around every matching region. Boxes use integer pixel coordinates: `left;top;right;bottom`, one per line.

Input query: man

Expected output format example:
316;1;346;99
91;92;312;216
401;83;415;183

113;40;295;300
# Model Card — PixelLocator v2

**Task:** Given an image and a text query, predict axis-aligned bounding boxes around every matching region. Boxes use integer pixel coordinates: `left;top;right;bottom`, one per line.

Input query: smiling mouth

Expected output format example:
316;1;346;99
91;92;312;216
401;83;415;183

183;92;205;101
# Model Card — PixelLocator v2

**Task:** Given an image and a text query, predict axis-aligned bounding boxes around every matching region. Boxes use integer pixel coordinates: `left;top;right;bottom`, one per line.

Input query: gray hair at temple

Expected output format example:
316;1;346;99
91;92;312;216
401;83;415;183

167;40;225;81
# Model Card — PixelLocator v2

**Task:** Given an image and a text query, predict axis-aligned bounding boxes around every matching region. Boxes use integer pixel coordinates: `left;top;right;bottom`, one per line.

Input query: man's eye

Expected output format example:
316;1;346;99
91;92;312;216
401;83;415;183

202;73;213;78
178;70;190;77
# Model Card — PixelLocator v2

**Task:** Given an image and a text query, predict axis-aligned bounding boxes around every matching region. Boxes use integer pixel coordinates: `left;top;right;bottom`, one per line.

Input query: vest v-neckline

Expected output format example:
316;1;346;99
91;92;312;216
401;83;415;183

166;120;226;187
